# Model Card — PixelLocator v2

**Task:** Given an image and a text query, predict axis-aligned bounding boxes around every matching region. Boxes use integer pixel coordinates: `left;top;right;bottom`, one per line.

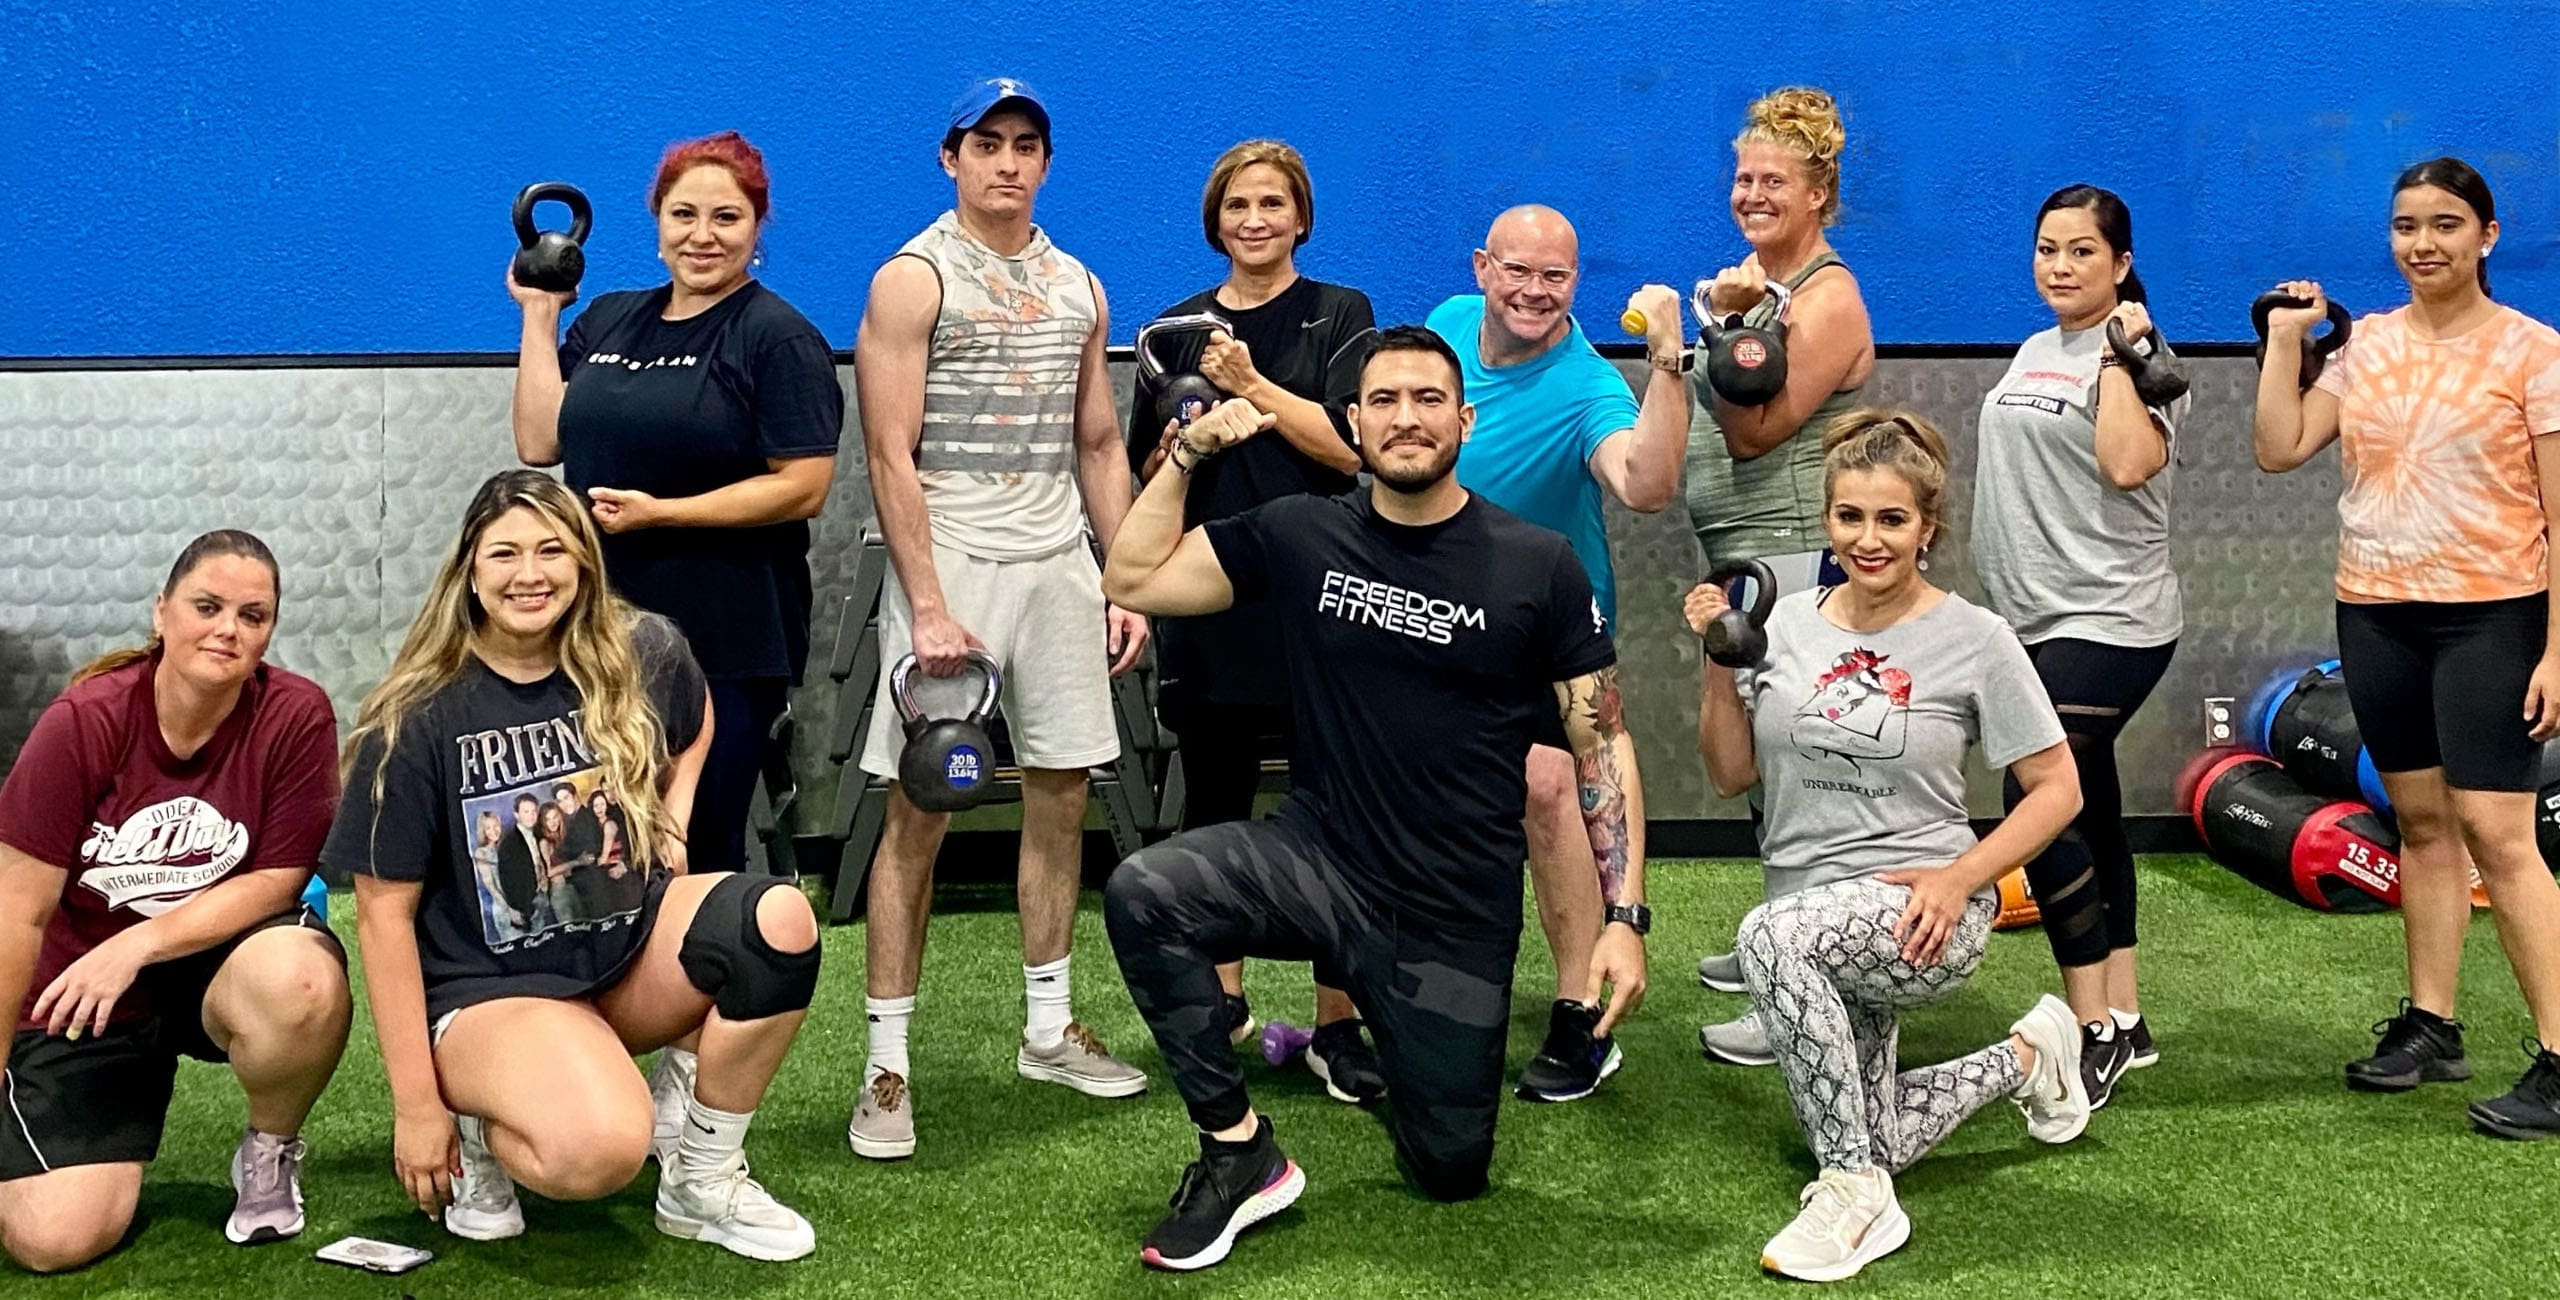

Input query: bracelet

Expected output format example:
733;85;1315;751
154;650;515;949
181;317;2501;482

2098;354;2123;369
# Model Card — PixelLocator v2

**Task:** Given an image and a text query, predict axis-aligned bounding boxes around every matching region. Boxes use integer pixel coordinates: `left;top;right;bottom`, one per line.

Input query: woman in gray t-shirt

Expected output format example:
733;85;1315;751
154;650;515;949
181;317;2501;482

1684;410;2087;1283
1973;185;2186;1099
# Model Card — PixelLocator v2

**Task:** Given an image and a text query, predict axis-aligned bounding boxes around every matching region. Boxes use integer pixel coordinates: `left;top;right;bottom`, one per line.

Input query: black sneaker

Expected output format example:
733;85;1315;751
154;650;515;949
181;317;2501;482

2082;1021;2134;1111
1306;1019;1387;1106
2119;1014;2158;1070
2344;999;2472;1092
2468;1039;2560;1141
1515;1000;1623;1103
1140;1117;1305;1272
1222;993;1257;1048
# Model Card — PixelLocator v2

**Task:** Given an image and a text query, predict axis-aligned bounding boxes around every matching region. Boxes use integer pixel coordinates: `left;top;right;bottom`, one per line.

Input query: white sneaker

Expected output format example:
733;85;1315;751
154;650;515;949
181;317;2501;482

1760;1166;1909;1282
444;1116;526;1242
648;1047;699;1167
2010;994;2093;1144
655;1151;817;1262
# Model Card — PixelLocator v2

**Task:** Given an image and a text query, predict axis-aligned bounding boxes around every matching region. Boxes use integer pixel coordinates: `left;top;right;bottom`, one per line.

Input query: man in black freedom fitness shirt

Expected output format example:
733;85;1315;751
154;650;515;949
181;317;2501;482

1100;327;1652;1272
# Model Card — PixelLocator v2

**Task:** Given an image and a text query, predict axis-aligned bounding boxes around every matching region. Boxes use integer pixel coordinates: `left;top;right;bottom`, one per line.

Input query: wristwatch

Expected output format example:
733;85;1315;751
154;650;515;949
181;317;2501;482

1649;347;1694;374
1605;903;1653;936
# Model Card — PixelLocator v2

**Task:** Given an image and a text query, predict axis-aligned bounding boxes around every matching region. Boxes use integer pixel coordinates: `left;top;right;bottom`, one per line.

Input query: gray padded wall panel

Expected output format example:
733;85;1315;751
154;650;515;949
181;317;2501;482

2;356;2347;829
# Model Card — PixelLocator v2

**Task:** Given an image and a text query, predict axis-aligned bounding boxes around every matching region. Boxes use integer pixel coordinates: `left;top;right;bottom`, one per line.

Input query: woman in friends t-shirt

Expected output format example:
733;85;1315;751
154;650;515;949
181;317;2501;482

1686;411;2089;1282
326;471;824;1261
2254;156;2560;1138
0;531;350;1270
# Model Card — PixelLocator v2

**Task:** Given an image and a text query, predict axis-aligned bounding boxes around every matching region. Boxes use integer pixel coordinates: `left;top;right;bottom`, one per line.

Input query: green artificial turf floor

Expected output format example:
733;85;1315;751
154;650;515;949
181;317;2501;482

30;856;2559;1298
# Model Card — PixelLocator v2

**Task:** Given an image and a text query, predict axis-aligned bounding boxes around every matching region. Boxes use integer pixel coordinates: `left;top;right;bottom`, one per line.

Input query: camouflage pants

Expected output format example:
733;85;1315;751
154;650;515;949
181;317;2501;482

1104;816;1518;1201
1739;877;2024;1174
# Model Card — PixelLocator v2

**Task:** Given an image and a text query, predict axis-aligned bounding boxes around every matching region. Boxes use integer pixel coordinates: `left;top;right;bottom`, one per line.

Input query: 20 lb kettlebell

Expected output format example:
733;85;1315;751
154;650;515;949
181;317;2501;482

1700;558;1779;668
2250;291;2353;390
511;181;594;296
891;650;1003;814
2104;317;2191;407
1694;279;1794;407
1136;312;1236;432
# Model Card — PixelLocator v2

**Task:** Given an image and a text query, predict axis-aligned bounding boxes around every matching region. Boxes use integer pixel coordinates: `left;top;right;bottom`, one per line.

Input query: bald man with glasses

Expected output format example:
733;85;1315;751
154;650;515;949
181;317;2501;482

1423;204;1690;1105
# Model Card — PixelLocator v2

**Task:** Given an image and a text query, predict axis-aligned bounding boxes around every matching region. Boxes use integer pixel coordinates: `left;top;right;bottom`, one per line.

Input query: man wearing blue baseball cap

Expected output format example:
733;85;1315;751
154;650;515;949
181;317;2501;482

850;78;1152;1161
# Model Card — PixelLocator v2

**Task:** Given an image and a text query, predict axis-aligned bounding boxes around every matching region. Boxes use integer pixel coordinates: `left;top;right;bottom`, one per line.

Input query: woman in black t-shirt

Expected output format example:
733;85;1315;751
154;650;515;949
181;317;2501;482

326;471;823;1262
1124;140;1383;1101
509;130;845;878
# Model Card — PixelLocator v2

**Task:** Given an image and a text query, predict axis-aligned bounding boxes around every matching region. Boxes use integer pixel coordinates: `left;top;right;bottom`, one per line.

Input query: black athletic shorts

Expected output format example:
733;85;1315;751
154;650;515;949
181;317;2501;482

0;906;342;1179
2336;594;2549;793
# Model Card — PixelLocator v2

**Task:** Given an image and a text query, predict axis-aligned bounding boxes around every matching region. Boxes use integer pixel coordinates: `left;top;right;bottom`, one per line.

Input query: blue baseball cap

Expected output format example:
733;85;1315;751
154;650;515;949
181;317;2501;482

947;77;1051;143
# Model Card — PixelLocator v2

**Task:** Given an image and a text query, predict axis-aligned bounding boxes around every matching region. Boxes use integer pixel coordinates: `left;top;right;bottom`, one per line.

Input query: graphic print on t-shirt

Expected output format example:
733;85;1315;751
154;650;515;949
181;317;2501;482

1791;647;1912;767
458;711;648;950
77;796;251;917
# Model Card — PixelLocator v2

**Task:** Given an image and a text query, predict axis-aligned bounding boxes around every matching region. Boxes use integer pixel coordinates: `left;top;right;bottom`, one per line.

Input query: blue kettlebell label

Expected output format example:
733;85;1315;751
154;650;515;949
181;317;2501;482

946;746;983;788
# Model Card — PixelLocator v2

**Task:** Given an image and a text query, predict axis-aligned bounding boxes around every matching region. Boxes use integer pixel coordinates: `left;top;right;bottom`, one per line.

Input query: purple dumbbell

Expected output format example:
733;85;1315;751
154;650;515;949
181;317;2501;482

1260;1020;1314;1067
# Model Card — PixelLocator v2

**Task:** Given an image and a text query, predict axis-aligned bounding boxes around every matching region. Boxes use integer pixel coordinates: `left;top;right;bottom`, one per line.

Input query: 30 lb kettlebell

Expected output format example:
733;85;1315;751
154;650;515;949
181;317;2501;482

1694;279;1793;407
2104;317;2192;407
891;650;1003;814
1700;558;1778;668
2250;291;2353;390
1136;312;1236;432
511;181;593;296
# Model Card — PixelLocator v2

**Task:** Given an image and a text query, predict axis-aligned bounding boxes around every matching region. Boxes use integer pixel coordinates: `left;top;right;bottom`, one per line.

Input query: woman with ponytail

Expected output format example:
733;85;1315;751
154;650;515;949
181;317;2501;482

324;470;822;1260
1684;412;2088;1281
0;531;350;1270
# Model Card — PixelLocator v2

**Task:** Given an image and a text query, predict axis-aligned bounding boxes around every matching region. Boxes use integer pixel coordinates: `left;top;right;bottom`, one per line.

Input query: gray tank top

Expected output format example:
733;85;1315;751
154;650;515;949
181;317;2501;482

1683;252;1867;568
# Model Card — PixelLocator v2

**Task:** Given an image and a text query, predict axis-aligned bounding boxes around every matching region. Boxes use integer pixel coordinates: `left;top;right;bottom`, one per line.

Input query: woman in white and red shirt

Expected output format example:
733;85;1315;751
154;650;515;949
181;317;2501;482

0;530;350;1271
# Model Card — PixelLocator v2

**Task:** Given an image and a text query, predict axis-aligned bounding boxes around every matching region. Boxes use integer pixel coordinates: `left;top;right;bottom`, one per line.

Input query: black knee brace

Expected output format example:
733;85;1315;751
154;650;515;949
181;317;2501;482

678;874;821;1021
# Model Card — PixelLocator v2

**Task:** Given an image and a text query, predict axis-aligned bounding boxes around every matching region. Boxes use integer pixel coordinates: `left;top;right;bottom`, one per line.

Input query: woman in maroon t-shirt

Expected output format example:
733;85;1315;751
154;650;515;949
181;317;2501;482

0;530;351;1273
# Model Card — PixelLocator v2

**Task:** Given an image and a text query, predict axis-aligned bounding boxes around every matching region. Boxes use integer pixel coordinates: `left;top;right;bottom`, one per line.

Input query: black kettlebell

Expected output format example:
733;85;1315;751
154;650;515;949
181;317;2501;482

891;650;1003;814
1693;278;1793;406
2104;317;2191;407
1700;559;1779;668
2250;291;2354;390
511;182;593;296
1136;312;1235;432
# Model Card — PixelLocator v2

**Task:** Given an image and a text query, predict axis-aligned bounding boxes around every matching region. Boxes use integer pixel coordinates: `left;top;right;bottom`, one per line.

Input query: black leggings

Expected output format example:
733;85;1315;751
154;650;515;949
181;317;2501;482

1103;817;1517;1202
696;677;791;874
2003;637;2176;968
1167;698;1290;831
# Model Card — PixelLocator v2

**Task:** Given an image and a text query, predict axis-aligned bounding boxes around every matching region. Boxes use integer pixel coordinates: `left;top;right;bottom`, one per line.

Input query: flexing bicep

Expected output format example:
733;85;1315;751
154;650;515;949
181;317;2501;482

1100;527;1236;617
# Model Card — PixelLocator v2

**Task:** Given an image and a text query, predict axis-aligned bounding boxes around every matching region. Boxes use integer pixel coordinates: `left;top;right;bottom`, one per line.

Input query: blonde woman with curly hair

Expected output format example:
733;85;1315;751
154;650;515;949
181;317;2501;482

324;470;822;1261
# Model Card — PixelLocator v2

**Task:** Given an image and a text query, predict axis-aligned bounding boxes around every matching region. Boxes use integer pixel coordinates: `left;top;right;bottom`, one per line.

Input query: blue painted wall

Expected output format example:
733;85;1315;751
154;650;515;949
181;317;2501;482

9;0;2558;356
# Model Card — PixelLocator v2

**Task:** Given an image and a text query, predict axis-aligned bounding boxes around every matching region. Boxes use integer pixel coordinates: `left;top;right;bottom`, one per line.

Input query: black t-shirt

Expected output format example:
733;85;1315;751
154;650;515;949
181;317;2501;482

1125;277;1374;712
558;280;844;682
1204;491;1616;936
322;613;708;1025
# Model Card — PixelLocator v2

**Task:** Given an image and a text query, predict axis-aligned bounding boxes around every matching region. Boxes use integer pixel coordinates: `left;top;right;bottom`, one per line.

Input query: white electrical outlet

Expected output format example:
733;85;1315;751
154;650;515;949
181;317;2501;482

2204;696;2236;748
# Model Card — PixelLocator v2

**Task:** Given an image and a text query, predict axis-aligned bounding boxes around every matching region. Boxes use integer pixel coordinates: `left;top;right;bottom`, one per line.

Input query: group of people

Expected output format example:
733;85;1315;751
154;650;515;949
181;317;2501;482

1;73;2556;1285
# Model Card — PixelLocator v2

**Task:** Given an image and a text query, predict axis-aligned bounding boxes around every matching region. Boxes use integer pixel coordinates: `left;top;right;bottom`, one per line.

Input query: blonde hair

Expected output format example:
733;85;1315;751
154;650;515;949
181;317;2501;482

345;470;675;865
74;530;279;685
1821;408;1951;531
1735;86;1846;227
1201;139;1315;255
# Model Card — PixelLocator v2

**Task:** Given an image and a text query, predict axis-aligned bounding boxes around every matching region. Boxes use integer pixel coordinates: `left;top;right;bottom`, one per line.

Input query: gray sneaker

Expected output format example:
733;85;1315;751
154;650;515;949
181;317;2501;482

225;1129;306;1244
445;1115;526;1241
1018;1022;1149;1098
1697;950;1749;993
649;1046;699;1166
1699;1008;1777;1066
849;1069;916;1160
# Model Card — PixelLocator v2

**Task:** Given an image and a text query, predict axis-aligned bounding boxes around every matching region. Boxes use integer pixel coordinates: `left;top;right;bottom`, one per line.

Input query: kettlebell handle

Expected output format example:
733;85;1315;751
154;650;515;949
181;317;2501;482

1704;559;1779;627
512;181;594;251
1691;278;1793;341
1135;312;1235;382
2250;291;2353;357
889;650;1004;731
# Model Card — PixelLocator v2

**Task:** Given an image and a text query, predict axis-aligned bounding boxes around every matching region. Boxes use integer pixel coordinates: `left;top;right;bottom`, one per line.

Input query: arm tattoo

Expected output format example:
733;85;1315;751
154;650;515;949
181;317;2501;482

1564;666;1633;906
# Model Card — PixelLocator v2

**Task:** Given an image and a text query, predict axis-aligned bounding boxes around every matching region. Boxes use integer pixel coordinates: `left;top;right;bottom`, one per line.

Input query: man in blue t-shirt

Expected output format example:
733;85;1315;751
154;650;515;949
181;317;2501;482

1426;203;1691;1104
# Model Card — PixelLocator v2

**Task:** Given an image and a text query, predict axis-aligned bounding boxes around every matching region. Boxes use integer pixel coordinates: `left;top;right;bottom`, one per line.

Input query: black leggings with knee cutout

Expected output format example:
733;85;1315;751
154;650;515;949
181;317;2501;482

2002;637;2176;968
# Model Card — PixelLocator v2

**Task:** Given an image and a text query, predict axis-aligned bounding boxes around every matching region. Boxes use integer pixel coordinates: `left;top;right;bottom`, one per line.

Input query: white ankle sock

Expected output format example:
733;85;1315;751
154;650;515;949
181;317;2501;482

674;1097;753;1183
2111;1007;2142;1031
865;995;915;1081
1025;956;1072;1048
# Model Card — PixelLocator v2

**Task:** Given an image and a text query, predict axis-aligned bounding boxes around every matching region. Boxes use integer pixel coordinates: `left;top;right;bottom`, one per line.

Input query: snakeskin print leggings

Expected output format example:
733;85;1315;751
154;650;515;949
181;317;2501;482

1738;877;2026;1174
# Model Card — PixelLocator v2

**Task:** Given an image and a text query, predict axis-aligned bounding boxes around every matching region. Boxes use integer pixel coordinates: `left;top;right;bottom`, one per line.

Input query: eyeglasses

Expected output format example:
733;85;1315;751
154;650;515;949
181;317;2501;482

1483;256;1576;290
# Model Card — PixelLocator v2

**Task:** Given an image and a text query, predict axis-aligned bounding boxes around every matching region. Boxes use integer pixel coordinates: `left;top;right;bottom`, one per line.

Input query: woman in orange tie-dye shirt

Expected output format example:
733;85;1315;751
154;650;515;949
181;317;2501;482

2254;157;2560;1142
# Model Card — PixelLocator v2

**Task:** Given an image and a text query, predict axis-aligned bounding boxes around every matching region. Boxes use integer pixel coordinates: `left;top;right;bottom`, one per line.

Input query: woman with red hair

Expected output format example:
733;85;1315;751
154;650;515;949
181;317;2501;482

507;131;842;1156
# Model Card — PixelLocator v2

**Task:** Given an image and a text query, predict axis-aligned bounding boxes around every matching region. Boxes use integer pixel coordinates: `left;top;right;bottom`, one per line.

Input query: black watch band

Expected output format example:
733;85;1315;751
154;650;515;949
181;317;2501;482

1605;903;1652;936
